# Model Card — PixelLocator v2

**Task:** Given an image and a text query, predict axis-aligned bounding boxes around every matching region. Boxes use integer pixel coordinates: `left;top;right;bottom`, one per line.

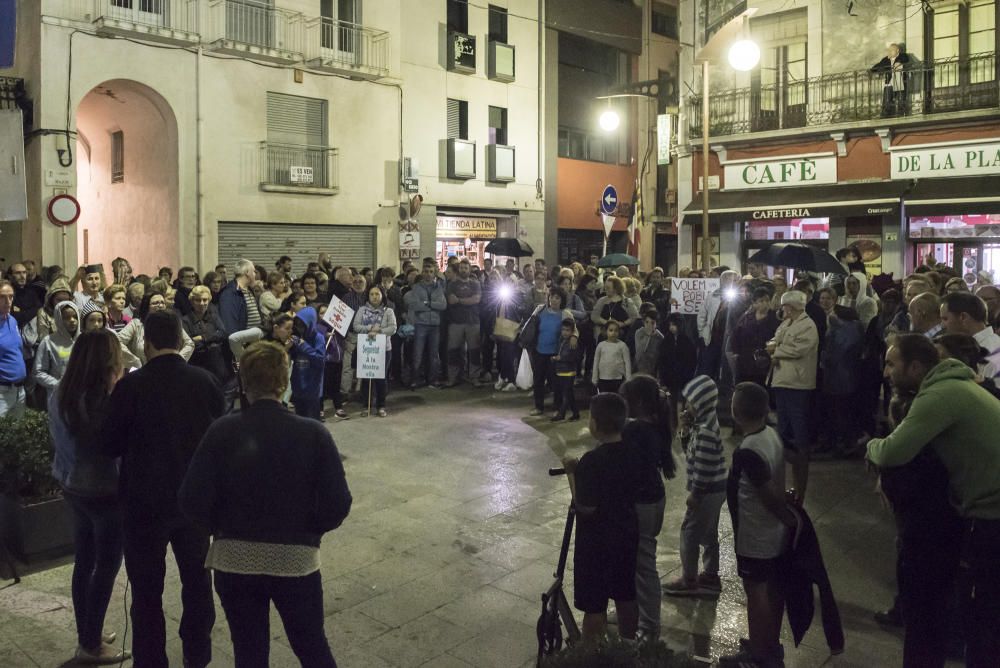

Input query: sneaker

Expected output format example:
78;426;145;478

377;409;388;417
101;630;116;645
529;408;544;416
697;573;722;593
502;382;518;392
334;409;348;419
494;378;505;391
75;643;131;665
568;413;580;422
662;576;702;597
550;413;565;422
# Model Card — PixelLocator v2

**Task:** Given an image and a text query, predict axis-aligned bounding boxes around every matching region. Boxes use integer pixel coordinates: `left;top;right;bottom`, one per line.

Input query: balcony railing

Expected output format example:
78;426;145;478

690;52;998;138
206;0;304;61
77;0;199;42
304;18;389;79
259;142;338;193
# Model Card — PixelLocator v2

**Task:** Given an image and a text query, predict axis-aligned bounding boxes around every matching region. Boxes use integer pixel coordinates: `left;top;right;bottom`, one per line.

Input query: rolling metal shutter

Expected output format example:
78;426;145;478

266;92;327;146
217;222;376;273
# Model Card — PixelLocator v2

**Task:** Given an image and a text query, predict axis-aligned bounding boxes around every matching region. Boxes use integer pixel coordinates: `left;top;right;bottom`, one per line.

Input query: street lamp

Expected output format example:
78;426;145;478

599;109;621;132
696;9;759;272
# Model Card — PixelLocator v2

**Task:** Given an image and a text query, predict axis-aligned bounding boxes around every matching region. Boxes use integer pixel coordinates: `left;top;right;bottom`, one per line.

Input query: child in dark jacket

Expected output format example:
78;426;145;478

658;313;697;423
551;318;580;422
290;306;326;421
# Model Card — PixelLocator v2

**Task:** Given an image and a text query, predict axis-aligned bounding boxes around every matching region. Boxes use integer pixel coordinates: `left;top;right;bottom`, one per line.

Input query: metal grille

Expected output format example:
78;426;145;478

217;222;375;274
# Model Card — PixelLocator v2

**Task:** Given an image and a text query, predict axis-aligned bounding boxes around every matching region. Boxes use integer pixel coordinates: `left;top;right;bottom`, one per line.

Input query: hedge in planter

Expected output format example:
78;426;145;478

0;409;74;562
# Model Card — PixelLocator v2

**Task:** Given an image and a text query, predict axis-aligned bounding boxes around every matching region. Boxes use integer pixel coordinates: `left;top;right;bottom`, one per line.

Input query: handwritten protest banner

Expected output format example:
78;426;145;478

356;334;387;379
323;294;355;337
669;278;720;315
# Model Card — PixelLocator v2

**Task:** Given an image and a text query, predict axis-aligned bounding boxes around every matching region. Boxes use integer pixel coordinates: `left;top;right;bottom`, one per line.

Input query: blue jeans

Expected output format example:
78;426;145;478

215;570;336;668
411;324;440;386
0;384;25;418
773;387;813;452
65;491;124;650
636;498;665;636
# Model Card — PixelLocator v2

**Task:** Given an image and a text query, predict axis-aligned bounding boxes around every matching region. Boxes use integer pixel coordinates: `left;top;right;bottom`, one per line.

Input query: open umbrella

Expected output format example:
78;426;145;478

747;243;847;275
484;238;534;257
597;253;640;268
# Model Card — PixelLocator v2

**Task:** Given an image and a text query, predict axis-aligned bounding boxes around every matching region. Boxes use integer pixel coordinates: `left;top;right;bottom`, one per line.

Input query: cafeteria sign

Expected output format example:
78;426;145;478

436;216;497;239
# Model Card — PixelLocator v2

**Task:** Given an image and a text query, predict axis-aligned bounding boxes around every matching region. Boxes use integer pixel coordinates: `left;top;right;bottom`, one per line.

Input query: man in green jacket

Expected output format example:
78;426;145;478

867;334;1000;666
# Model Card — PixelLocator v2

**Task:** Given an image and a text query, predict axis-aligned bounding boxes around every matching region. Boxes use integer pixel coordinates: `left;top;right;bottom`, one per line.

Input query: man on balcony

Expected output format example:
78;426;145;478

871;43;910;117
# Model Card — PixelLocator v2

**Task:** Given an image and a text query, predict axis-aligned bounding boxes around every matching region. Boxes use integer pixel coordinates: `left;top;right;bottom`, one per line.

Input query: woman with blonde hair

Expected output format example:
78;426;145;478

591;276;639;338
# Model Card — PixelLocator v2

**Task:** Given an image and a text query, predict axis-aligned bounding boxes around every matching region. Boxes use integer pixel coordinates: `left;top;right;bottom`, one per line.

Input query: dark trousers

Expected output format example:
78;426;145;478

215;570;336;668
555;375;578;417
411;324;440;386
65;491;124;650
497;341;519;383
293;395;323;421
360;378;388;410
323;362;344;410
480;316;496;375
597;379;623;394
123;516;215;668
959;518;1000;667
530;352;554;411
774;388;812;452
698;340;722;380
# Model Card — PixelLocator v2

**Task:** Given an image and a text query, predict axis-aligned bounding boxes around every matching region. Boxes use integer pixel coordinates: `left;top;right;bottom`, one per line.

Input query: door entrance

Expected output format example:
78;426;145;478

913;241;1000;286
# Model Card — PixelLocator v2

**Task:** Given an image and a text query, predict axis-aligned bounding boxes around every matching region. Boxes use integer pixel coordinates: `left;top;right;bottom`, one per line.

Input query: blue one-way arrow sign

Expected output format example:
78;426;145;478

600;184;618;215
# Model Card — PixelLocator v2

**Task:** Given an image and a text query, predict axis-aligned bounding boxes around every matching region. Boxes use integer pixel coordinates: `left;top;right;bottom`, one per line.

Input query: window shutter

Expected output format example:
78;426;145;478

447;98;461;139
267;92;327;147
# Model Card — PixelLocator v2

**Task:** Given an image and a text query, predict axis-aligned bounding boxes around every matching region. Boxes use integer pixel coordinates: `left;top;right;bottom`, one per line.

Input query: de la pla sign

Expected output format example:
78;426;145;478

890;140;1000;179
724;155;837;190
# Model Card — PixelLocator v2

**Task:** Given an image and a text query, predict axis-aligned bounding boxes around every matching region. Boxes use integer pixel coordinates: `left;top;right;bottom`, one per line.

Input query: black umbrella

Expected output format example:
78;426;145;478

747;243;847;275
484;238;534;257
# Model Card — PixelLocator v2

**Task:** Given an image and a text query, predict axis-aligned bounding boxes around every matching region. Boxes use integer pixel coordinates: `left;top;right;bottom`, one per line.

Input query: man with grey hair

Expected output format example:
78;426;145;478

908;292;942;339
976;284;1000;332
218;259;263;362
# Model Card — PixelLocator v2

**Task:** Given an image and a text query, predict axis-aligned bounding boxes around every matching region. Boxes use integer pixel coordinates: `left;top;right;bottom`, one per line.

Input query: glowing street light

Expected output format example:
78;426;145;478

727;39;761;72
599;109;621;132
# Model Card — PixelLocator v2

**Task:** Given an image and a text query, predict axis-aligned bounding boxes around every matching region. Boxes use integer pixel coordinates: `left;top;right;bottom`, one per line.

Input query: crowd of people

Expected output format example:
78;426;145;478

1;245;999;667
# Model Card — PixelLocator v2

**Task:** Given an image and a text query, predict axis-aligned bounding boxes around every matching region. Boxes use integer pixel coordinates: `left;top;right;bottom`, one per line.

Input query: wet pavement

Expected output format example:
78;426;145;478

0;385;912;666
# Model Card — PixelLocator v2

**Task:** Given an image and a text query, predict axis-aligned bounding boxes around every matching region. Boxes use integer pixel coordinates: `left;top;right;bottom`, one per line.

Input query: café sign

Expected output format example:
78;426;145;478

724;154;837;190
890;140;1000;179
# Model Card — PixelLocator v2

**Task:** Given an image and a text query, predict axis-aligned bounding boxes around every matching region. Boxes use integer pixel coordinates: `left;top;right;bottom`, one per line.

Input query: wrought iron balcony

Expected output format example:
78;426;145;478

690;52;998;139
259;142;338;194
304;17;389;80
76;0;199;44
205;0;304;63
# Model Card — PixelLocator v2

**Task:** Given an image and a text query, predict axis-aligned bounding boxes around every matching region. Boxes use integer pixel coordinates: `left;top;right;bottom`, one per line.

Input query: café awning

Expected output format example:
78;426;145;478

681;181;910;225
904;175;1000;217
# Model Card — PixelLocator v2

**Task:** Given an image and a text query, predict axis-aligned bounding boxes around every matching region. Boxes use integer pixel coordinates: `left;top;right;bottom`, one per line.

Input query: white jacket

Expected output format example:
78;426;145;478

117;318;195;368
697;290;724;345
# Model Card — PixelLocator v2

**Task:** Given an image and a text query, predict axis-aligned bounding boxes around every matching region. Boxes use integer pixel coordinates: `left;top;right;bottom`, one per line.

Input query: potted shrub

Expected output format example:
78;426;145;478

0;409;74;562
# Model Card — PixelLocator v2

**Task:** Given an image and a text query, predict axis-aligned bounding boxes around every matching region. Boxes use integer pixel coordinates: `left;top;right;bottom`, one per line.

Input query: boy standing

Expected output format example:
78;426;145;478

720;382;796;668
562;393;640;644
664;374;728;596
551;318;580;421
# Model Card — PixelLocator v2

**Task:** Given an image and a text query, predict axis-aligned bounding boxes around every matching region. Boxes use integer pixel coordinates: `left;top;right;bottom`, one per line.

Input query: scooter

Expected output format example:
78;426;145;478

536;467;581;666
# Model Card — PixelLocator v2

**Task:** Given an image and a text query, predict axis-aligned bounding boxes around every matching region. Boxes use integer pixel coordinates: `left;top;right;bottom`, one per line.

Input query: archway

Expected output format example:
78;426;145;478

75;79;179;279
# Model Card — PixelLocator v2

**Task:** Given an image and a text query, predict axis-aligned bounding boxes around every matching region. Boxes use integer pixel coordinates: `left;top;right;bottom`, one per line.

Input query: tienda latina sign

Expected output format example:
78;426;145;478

890;140;1000;179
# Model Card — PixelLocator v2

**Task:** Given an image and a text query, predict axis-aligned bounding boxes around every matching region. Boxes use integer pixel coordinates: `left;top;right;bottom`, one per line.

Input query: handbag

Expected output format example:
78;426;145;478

517;306;543;349
493;317;520;342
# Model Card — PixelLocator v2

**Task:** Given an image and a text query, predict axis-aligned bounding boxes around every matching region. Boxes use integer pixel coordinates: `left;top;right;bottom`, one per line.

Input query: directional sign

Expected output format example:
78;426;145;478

600;184;618;215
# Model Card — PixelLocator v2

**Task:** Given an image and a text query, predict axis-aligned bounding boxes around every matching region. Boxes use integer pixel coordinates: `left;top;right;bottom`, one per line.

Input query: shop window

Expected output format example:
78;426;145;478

908;214;1000;239
745;218;829;241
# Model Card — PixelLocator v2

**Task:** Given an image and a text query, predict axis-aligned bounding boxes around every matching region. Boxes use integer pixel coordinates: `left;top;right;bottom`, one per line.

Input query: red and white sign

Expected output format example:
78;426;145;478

323;294;355;337
47;194;80;227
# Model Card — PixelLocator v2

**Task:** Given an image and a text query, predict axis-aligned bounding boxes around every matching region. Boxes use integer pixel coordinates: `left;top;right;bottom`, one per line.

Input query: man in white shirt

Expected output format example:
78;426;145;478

940;292;1000;377
909;292;942;339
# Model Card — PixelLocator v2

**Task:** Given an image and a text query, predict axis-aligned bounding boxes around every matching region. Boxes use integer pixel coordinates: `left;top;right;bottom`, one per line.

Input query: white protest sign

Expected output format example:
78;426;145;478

356;334;388;379
669;277;720;315
323;294;355;337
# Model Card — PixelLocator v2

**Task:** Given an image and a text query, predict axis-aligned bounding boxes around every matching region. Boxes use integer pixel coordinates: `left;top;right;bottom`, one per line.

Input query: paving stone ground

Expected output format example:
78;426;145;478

1;385;917;667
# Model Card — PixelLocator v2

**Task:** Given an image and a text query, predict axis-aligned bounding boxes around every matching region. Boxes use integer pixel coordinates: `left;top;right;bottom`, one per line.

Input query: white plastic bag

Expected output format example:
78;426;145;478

515;349;533;390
